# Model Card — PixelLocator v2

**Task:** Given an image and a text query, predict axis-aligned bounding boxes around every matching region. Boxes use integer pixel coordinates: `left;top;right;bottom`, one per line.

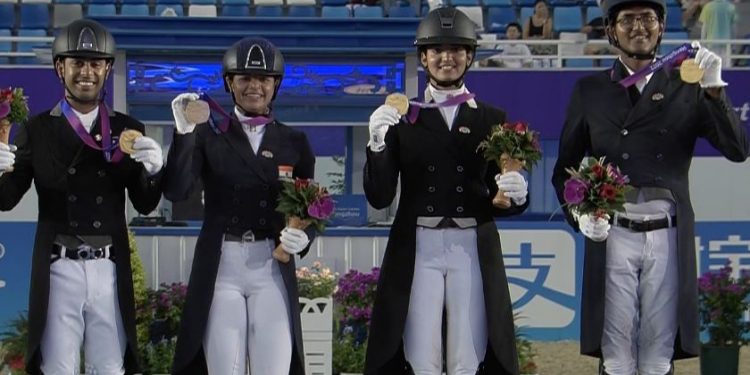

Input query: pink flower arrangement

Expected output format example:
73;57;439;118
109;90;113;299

276;178;335;232
563;156;631;219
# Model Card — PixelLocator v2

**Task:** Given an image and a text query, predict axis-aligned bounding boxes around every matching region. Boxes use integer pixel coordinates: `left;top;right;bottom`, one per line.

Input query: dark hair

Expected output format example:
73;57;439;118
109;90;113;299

506;22;523;33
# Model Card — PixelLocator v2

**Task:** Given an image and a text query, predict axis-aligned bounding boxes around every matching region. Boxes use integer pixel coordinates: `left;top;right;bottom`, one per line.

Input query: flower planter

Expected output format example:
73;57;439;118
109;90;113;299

700;345;740;375
300;297;333;375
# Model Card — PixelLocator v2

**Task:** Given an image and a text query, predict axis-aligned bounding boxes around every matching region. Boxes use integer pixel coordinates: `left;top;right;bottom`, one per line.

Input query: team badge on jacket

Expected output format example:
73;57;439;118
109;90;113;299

278;165;293;181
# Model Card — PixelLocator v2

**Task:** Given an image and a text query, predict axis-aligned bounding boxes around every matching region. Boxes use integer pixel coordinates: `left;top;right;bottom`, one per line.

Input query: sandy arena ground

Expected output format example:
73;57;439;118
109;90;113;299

532;341;750;375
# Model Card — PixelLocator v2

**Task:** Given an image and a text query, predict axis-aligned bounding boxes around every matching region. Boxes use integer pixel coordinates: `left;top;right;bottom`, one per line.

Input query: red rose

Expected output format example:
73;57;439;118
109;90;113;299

514;122;527;134
502;122;514;130
0;88;12;101
591;164;604;178
294;178;310;190
9;355;25;370
599;183;617;201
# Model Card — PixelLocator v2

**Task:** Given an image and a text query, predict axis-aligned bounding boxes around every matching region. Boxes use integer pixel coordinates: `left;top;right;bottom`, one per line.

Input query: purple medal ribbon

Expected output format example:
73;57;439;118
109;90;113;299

618;43;696;88
198;93;273;134
406;92;476;123
60;99;124;163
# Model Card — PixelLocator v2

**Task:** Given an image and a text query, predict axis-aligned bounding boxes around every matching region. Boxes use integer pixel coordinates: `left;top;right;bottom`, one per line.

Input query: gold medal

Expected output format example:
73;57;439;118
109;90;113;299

184;99;210;124
119;129;143;154
679;59;704;84
385;93;409;116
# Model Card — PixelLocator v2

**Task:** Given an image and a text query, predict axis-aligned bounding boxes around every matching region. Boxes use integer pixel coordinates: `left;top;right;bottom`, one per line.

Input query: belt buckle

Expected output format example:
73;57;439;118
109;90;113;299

241;230;255;243
76;245;100;260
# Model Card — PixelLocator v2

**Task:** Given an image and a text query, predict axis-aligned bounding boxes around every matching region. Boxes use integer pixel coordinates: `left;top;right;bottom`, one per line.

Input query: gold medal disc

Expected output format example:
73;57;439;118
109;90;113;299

119;129;143;154
385;93;409;116
680;59;704;84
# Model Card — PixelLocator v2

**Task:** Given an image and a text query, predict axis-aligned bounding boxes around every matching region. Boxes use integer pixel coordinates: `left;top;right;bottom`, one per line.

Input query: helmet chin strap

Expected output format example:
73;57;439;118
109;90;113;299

231;94;271;117
607;27;662;61
424;63;470;89
59;62;109;108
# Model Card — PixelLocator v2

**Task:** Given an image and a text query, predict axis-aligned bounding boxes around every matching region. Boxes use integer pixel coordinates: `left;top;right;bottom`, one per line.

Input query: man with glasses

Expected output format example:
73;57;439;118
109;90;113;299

0;19;164;374
551;0;748;374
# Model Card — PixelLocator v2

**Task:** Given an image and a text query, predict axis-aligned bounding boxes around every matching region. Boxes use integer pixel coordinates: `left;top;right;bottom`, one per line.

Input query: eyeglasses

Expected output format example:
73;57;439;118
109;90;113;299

616;14;660;29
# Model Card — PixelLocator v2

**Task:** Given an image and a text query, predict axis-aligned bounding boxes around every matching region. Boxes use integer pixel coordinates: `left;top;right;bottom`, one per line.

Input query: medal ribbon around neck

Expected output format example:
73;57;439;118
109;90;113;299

406;92;476;123
60;99;124;163
198;93;273;134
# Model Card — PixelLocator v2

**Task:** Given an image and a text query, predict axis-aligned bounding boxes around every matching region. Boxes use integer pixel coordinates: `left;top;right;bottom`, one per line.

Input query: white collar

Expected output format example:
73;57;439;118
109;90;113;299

234;106;268;132
620;57;655;84
424;84;477;109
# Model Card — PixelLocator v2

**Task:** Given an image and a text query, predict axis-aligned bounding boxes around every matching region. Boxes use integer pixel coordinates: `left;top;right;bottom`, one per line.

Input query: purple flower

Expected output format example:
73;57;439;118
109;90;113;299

308;196;334;220
0;102;9;119
563;178;588;205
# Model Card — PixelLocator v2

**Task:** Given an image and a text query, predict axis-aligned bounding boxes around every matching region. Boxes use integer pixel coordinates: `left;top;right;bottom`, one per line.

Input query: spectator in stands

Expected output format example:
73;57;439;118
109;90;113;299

524;0;556;66
363;7;527;375
479;22;533;68
165;37;314;375
552;0;748;374
0;19;163;375
681;0;707;39
582;5;618;64
699;0;737;66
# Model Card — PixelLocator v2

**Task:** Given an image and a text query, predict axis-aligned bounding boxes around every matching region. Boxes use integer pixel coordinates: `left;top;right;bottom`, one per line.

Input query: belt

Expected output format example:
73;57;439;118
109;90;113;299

51;244;112;261
223;230;274;243
612;215;677;232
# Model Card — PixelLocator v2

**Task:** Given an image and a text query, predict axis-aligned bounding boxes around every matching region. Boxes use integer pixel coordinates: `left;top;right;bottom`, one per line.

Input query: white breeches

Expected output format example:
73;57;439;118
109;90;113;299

41;258;126;375
602;218;679;375
404;227;487;375
203;239;293;375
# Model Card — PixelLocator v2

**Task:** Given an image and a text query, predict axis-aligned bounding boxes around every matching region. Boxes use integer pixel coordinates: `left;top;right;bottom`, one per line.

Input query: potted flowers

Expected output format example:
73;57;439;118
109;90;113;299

477;121;542;208
515;314;539;375
332;267;380;375
141;282;187;374
562;156;631;220
698;262;750;375
297;261;338;375
0;312;28;375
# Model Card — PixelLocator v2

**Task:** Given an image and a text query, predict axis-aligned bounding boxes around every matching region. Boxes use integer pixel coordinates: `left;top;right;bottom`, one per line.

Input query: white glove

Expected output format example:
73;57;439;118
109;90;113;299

0;143;15;177
692;41;728;88
279;227;310;255
171;93;201;134
131;136;163;176
368;104;400;152
577;213;611;242
494;171;528;206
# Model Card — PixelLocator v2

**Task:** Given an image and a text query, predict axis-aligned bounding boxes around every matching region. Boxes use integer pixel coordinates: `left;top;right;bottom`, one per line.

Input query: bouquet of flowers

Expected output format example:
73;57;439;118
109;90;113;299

296;261;338;299
0;88;29;172
274;178;335;263
477;121;542;208
563;156;631;219
697;262;750;346
0;87;29;127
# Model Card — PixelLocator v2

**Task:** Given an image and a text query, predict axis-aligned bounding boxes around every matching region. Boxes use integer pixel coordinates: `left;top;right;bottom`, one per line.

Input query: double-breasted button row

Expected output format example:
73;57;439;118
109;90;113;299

68;220;102;229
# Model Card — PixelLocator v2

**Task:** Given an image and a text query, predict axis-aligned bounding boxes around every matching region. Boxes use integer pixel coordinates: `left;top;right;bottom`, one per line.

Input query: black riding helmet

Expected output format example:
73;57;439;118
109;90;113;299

53;19;115;104
52;19;116;62
415;8;478;87
604;0;666;60
222;37;285;101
